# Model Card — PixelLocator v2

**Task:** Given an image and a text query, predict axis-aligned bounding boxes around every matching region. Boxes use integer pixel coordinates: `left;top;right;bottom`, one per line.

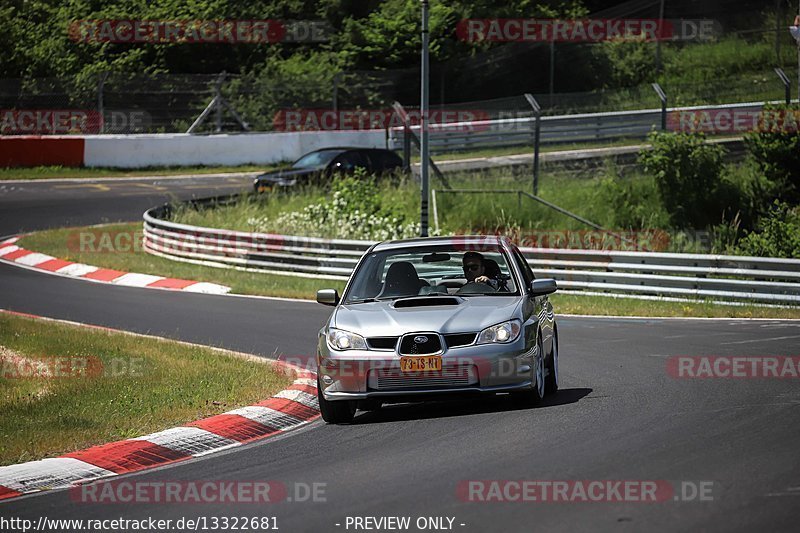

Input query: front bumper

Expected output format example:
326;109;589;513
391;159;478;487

322;381;534;401
317;336;538;402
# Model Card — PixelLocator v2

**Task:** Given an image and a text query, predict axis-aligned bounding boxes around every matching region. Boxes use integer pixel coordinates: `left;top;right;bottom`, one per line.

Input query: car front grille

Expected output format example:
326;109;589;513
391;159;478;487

443;333;476;348
399;333;442;355
367;337;399;350
368;365;478;391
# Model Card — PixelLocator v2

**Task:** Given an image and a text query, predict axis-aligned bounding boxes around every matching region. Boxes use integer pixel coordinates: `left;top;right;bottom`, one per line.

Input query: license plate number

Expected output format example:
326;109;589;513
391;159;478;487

400;356;442;372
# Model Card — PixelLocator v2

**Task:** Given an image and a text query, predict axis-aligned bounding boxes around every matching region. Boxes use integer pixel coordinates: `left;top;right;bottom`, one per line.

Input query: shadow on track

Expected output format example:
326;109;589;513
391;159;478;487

350;388;592;425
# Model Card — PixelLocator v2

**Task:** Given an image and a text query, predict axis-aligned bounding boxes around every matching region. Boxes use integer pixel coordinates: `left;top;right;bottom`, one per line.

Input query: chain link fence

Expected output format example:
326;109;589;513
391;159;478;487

0;0;797;136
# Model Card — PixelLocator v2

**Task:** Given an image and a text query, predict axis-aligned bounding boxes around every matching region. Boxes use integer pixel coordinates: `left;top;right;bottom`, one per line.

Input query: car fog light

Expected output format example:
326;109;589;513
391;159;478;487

322;375;334;385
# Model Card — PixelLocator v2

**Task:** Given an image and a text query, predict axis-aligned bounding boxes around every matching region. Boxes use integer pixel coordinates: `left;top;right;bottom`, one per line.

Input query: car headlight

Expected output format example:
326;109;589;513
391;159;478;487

327;328;368;351
476;319;521;344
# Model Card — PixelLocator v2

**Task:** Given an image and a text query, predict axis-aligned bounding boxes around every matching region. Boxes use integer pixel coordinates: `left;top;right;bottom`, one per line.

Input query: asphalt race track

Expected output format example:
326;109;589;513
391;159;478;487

1;178;799;532
0;174;255;235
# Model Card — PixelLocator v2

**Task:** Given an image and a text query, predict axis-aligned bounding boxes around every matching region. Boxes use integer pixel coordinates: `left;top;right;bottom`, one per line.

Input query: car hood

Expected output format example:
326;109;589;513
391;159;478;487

256;167;322;183
332;296;522;336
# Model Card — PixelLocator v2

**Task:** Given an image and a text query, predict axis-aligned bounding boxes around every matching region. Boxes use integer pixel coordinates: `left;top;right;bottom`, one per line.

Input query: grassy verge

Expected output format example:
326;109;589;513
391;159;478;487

416;138;649;163
17;223;343;300
0;164;275;181
550;293;800;320
14;223;800;319
0;312;293;466
170;169;668;236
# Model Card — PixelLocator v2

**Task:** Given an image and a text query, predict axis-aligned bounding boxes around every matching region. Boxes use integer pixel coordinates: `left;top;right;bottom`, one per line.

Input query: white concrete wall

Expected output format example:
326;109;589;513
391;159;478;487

83;130;388;168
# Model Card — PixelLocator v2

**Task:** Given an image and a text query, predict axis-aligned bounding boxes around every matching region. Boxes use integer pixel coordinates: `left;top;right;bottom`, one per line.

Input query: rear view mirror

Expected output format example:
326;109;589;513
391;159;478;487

422;252;451;262
316;289;340;306
530;278;557;296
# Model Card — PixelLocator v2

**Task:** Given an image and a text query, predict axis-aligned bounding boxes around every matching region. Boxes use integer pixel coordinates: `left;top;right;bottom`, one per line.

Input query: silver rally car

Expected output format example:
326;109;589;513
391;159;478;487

315;235;559;424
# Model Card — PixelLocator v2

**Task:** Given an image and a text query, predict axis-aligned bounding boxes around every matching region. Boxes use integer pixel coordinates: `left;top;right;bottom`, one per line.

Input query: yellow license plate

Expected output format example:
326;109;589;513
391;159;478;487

400;356;442;372
257;185;272;193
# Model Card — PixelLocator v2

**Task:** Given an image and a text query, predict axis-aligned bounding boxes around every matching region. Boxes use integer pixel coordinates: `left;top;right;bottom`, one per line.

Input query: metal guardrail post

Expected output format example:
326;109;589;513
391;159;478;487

652;83;667;131
774;68;791;105
524;93;542;195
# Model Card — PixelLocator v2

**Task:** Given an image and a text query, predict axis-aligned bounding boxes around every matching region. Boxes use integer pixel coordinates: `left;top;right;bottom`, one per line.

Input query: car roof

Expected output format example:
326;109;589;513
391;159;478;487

370;235;513;252
307;147;396;153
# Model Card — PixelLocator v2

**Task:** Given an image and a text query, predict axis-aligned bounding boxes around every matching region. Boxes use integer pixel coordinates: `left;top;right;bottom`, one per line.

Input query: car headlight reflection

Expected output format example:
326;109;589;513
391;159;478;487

476;320;521;344
327;328;368;351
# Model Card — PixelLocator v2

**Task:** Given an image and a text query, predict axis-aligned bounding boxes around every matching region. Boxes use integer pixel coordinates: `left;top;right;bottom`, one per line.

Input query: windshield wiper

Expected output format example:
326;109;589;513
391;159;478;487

345;298;379;304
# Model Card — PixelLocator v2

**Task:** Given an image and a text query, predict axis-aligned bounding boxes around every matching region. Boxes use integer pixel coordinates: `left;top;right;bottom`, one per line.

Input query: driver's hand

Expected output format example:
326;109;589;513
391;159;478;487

475;275;490;283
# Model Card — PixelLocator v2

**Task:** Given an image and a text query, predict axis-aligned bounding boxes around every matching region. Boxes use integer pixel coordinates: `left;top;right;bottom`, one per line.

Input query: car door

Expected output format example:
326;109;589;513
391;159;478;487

367;150;402;174
512;246;554;353
330;151;368;175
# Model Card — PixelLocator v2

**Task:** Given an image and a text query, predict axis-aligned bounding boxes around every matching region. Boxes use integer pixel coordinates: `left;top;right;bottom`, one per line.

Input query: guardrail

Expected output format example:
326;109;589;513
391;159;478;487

143;204;800;305
388;100;776;153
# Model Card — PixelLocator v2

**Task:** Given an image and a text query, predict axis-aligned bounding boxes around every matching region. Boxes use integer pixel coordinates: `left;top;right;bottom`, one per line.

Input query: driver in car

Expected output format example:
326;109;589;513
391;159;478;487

462;251;499;289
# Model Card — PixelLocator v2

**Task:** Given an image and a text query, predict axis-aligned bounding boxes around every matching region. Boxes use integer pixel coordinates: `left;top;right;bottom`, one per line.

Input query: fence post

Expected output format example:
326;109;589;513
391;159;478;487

652;83;667;131
656;0;666;73
524;93;542;196
775;68;791;105
403;125;412;171
333;72;341;114
548;38;555;107
97;71;108;134
214;72;226;133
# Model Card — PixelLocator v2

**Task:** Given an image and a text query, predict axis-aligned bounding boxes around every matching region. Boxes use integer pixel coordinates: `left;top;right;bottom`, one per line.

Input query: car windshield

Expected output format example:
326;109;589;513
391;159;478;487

292;150;341;169
343;244;519;304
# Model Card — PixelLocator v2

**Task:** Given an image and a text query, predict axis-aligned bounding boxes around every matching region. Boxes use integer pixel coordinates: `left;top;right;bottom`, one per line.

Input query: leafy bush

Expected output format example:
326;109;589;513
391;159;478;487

595;39;654;89
743;104;800;204
595;164;669;229
249;170;421;240
734;201;800;258
638;132;740;229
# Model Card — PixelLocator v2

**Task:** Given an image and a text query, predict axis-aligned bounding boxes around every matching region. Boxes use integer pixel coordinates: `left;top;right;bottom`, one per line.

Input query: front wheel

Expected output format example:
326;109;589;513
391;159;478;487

318;380;356;424
511;337;545;407
544;327;559;395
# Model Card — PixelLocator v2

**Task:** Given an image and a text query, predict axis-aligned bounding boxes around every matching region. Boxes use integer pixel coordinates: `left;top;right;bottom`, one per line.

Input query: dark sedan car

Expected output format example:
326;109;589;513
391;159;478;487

253;147;403;192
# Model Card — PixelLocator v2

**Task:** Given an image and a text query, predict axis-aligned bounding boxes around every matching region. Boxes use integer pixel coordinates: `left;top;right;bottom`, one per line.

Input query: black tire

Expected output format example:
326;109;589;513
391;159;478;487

544;327;559;396
318;380;356;424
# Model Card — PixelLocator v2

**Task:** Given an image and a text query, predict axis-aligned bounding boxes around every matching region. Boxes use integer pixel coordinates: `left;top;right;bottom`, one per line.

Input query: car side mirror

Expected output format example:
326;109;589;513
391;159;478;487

530;278;557;296
316;289;340;306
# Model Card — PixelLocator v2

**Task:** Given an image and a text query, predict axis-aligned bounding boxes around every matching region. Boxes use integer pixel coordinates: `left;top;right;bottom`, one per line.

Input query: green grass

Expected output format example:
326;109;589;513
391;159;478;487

0;312;293;465
550;293;800;320
169;168;668;237
0;164;278;181
17;223;343;300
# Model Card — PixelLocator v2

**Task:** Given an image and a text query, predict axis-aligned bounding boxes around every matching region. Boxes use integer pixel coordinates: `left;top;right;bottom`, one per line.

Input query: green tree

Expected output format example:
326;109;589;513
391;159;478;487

639;132;741;229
